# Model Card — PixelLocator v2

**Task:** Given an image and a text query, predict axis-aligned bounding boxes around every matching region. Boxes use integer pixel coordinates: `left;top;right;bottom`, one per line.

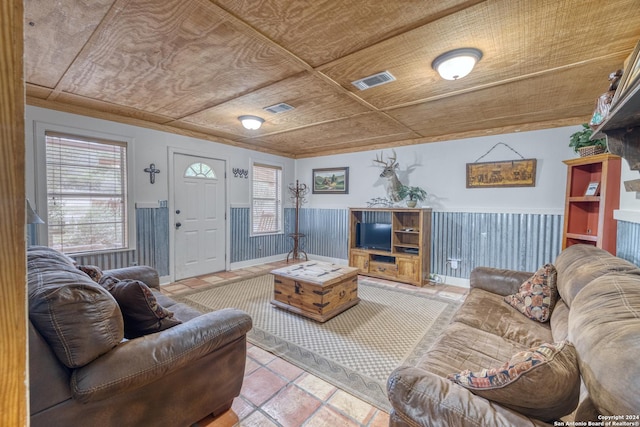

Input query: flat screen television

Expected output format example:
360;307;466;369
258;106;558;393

356;223;392;251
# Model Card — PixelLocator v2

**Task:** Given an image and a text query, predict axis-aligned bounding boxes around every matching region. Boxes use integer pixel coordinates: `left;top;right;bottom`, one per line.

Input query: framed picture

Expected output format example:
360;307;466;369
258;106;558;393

466;159;537;188
312;167;349;194
612;40;640;108
585;181;600;196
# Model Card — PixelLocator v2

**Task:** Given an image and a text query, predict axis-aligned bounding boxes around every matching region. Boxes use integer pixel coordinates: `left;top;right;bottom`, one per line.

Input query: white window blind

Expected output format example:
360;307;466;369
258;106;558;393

45;131;128;254
252;163;282;235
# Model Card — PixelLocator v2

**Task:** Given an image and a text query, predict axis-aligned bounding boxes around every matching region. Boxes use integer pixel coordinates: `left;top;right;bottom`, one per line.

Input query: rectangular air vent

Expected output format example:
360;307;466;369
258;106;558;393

263;102;295;114
351;71;396;90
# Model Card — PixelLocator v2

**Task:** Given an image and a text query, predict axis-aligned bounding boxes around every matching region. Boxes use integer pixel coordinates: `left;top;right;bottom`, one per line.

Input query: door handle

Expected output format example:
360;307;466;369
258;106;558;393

175;222;182;229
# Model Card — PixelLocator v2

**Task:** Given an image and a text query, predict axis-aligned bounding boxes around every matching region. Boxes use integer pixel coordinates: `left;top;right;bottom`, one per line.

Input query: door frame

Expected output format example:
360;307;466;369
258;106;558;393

168;147;230;282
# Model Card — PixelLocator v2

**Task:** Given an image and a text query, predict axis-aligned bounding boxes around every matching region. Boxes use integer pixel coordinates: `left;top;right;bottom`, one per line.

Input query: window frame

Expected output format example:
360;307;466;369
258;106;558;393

184;162;217;179
34;122;136;255
250;161;283;237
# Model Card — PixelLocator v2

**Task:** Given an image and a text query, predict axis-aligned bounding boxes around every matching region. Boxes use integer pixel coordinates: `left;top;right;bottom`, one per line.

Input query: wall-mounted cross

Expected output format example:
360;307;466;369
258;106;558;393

144;163;160;184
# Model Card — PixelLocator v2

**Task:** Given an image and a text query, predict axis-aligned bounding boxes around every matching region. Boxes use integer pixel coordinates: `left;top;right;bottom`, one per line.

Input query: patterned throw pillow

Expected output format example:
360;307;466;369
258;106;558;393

77;265;103;283
504;263;558;322
100;276;181;339
448;341;580;421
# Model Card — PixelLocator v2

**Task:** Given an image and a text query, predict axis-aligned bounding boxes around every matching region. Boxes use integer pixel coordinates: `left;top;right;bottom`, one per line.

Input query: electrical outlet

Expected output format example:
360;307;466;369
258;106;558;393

447;258;461;270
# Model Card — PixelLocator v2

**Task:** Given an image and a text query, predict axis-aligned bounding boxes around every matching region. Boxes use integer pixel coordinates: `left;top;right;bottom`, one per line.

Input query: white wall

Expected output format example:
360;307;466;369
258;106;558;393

25;105;639;232
24;106;296;277
25;106;296;210
296;127;581;214
616;157;640;223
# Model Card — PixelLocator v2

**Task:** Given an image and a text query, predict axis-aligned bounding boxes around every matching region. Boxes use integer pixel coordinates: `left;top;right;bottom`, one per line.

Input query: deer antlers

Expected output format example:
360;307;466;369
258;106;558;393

373;149;397;167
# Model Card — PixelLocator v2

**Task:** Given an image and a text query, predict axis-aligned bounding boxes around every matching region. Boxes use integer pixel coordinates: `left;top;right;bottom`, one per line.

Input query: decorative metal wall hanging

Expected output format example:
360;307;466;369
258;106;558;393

366;197;394;207
466;143;536;188
232;168;249;178
144;163;160;184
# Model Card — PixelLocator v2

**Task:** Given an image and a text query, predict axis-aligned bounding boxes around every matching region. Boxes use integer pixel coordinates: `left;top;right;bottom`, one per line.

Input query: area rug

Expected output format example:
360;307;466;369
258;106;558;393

177;275;461;411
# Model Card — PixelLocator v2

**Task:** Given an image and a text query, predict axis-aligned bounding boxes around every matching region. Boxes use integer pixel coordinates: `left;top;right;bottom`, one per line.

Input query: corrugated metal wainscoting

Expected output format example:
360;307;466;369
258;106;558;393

617;220;640;265
298;208;350;260
229;208;566;279
277;209;565;279
72;250;137;270
136;206;170;276
72;206;170;275
230;207;295;263
431;212;564;279
74;209;638;278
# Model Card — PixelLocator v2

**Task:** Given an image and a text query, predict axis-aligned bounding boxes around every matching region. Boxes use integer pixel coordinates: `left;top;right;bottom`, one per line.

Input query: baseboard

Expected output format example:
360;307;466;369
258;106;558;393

437;275;470;288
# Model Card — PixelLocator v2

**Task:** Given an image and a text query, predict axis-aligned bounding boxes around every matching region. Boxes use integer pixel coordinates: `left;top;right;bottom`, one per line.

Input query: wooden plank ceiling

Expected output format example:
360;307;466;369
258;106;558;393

24;0;640;158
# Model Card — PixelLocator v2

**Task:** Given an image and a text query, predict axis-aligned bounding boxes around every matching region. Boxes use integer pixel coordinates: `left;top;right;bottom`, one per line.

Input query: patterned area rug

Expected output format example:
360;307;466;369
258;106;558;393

177;275;461;411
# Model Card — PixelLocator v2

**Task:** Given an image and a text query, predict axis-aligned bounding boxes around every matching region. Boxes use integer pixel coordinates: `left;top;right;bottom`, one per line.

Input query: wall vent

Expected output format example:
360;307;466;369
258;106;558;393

351;71;396;90
263;102;295;114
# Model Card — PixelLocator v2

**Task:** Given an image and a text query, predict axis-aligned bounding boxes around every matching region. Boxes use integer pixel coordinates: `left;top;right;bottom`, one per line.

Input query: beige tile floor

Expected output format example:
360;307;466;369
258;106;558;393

161;260;468;427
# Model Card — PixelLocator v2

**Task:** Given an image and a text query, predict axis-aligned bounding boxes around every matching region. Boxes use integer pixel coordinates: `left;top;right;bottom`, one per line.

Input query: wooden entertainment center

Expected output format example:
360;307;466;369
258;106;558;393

348;207;431;286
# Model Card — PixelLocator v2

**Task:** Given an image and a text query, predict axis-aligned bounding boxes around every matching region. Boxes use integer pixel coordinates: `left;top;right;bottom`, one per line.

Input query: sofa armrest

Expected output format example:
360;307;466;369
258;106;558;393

103;265;160;289
469;267;533;296
387;366;547;427
71;308;252;403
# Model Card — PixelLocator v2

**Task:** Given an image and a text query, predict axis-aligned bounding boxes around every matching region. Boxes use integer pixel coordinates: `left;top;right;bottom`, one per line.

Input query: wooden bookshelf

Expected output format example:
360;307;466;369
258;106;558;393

562;154;621;254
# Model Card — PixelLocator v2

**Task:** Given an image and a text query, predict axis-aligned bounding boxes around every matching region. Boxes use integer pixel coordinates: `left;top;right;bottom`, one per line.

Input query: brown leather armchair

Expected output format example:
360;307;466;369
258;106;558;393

28;246;252;427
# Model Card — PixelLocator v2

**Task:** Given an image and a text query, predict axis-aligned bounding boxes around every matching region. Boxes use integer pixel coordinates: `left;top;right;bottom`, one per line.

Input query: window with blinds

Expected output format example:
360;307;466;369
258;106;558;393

252;163;282;235
45;132;128;254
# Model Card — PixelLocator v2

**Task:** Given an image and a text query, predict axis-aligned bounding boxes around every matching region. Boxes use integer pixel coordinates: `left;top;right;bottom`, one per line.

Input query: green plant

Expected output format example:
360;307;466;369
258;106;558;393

569;123;607;153
398;185;427;201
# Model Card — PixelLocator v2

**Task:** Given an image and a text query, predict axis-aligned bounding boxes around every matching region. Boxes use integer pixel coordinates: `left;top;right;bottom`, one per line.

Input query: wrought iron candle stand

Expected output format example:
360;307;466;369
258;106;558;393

287;180;309;263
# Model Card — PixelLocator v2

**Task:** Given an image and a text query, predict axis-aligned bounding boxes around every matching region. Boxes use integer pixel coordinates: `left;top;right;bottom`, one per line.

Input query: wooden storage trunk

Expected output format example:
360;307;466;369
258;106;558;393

271;262;360;322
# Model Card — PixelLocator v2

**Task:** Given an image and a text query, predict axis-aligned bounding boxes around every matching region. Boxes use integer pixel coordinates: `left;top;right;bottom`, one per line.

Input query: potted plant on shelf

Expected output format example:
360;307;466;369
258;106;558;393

569;123;607;157
398;185;427;208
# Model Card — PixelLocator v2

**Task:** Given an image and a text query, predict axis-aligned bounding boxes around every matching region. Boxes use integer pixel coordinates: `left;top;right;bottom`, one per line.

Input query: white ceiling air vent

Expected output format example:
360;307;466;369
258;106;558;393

263;102;295;114
351;71;396;90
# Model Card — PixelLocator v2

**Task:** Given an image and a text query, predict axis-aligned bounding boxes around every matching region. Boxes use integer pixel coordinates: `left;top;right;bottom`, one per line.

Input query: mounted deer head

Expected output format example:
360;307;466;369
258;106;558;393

373;149;403;202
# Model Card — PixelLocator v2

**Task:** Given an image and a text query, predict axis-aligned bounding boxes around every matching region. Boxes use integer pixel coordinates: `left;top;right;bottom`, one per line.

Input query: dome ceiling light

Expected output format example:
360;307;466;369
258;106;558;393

238;115;265;130
431;48;483;80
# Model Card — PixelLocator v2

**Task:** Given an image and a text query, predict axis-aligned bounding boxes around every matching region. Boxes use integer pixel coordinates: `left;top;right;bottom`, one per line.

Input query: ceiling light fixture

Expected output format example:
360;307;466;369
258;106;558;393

431;48;483;80
238;115;265;130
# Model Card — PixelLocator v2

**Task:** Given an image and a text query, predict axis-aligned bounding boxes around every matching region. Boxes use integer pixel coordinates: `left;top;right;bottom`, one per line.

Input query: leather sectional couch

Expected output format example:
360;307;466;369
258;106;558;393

28;246;252;427
388;244;640;426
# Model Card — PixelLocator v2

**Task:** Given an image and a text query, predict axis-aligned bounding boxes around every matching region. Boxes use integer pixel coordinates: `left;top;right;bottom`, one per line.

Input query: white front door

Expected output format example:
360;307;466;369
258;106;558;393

173;154;226;280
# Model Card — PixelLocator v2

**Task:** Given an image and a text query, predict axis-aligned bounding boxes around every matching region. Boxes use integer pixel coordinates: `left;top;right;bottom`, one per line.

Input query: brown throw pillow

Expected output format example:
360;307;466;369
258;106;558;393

100;276;181;339
29;273;123;368
504;263;558;322
77;264;103;283
448;341;580;422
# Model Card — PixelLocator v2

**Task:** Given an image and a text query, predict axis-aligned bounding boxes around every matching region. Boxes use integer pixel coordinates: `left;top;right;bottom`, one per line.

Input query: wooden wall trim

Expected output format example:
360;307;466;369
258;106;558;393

26;96;295;158
0;0;27;425
293;116;588;158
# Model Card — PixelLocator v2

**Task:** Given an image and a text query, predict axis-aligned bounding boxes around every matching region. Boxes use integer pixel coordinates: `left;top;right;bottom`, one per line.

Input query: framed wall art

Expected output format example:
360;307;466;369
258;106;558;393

585;181;600;196
312;167;349;194
466;159;537;188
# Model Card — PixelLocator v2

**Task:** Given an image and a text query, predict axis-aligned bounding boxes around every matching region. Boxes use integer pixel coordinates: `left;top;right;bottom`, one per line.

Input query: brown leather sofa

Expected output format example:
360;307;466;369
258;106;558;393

28;246;252;427
387;244;640;426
